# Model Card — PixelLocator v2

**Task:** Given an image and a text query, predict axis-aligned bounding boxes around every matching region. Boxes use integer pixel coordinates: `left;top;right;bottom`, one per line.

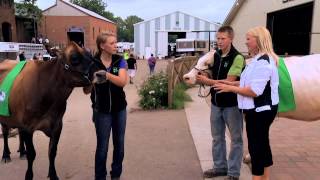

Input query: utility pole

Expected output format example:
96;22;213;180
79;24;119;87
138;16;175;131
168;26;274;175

33;14;37;41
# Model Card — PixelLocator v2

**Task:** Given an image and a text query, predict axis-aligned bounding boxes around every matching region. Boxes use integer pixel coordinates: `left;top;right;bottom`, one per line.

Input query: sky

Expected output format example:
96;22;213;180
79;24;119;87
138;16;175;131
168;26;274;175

25;0;236;24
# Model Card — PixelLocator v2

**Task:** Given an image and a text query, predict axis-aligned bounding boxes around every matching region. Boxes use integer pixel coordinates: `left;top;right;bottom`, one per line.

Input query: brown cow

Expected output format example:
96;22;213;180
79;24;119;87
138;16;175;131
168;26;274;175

0;42;94;180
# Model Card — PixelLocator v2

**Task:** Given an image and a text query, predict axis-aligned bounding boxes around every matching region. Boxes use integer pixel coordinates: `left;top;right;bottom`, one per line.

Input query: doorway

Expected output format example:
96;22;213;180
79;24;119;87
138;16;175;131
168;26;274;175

267;2;313;55
67;27;84;47
2;22;12;42
168;32;186;57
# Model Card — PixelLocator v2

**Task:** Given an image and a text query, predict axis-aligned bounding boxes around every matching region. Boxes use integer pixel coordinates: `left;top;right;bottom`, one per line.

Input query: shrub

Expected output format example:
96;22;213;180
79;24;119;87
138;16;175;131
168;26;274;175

139;72;168;109
172;82;192;109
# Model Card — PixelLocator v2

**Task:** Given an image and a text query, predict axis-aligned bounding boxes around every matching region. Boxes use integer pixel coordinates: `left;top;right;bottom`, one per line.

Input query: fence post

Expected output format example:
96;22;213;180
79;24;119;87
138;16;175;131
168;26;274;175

167;56;199;108
167;59;174;108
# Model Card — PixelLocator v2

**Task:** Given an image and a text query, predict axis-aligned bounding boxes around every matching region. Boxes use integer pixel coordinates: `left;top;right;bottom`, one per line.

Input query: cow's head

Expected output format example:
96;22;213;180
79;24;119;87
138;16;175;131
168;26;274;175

61;42;94;87
183;51;215;85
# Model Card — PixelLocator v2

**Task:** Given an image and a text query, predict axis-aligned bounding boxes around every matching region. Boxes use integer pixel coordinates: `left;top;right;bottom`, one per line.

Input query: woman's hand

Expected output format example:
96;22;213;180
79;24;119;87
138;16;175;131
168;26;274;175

93;70;108;84
214;83;258;97
213;83;235;93
216;80;240;86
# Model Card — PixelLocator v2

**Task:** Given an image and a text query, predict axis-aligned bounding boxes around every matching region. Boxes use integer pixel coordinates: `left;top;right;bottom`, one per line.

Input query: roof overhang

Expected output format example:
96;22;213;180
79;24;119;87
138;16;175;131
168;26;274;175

223;0;246;25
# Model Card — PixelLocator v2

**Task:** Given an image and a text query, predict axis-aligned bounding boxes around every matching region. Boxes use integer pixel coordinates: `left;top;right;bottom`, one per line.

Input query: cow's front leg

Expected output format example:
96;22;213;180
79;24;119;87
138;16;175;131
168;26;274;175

23;130;36;180
48;122;62;180
1;124;11;163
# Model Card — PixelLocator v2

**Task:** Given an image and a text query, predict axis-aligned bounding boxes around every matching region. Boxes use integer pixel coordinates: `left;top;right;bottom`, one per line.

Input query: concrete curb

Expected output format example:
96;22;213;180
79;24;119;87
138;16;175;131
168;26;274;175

185;87;251;180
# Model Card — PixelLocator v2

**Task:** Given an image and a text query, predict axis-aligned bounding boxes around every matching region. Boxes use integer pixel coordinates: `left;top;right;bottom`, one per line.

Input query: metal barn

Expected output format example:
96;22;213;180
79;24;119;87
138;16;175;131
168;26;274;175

134;11;220;59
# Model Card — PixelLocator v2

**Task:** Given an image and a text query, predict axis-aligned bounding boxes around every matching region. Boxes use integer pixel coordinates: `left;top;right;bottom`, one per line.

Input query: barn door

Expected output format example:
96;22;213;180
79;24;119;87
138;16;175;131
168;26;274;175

2;22;12;42
267;2;314;55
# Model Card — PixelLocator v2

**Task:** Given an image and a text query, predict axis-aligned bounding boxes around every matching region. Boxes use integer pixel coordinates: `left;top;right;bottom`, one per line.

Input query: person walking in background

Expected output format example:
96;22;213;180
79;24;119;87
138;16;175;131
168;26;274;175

147;54;156;75
38;36;43;44
38;53;43;60
213;26;279;180
196;26;245;180
32;53;38;60
123;50;129;61
127;54;137;84
88;32;128;180
44;37;50;45
19;51;26;61
31;37;36;43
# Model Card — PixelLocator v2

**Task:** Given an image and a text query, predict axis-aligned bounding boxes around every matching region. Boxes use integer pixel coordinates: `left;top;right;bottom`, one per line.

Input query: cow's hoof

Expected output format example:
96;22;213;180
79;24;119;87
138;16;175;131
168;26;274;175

20;154;27;160
19;150;27;160
1;157;12;163
25;171;33;180
48;172;59;180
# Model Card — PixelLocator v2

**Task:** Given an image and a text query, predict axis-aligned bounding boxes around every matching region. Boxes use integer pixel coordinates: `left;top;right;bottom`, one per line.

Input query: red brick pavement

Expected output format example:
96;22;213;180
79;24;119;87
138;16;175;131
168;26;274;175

243;117;320;180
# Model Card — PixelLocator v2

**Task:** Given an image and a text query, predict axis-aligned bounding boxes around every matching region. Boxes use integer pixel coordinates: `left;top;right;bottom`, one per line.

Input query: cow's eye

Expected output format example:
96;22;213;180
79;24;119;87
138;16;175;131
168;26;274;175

70;53;81;65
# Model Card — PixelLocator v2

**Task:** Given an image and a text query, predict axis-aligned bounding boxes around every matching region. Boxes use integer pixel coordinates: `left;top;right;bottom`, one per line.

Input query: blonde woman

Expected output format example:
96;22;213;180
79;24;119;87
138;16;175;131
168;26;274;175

91;32;128;180
214;26;279;180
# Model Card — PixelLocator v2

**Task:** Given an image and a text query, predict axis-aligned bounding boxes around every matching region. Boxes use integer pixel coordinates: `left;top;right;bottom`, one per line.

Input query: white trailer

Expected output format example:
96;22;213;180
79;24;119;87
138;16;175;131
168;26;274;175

176;38;209;56
0;42;46;60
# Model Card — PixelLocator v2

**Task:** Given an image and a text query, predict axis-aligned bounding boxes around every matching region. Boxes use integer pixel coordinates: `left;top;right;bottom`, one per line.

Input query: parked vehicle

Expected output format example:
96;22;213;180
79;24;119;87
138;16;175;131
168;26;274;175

42;54;53;61
0;42;46;61
176;39;209;56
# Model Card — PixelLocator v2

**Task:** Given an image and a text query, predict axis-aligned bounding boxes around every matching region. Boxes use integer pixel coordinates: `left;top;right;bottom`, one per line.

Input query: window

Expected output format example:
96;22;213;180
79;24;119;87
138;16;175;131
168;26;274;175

196;41;206;48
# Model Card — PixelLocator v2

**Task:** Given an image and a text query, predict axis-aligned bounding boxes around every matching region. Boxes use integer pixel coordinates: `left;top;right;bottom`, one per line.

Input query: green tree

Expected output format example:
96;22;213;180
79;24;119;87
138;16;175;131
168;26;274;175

21;0;37;4
70;0;106;16
70;0;144;42
114;17;127;41
15;1;42;22
102;11;116;22
123;15;143;42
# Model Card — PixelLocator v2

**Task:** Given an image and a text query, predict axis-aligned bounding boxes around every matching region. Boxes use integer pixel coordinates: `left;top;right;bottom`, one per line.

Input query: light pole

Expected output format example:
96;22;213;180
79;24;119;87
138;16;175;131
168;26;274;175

32;14;37;42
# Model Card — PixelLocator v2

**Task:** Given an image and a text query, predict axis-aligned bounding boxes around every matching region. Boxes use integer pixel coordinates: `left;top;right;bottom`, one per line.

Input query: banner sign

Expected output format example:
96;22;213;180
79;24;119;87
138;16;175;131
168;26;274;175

0;42;19;52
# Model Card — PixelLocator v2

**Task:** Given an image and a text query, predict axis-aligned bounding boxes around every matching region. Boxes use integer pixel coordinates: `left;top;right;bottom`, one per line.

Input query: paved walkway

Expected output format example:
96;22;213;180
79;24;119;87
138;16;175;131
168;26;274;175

184;86;320;180
185;88;251;180
1;60;320;180
268;118;320;180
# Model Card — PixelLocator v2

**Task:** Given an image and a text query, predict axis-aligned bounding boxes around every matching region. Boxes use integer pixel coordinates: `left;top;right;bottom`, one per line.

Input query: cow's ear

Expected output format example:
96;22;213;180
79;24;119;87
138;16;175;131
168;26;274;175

70;52;81;65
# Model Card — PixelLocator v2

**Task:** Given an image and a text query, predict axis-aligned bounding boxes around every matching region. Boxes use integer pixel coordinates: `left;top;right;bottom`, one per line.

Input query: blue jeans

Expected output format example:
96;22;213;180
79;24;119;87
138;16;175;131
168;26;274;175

149;65;155;75
93;109;127;180
210;105;243;177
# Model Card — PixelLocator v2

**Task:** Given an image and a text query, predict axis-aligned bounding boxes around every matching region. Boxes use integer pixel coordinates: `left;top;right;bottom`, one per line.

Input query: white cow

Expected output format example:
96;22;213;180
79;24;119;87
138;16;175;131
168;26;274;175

183;53;320;121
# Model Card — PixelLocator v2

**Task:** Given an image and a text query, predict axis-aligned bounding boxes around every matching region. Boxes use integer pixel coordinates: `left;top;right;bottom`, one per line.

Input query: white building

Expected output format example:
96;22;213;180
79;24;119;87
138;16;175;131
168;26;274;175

224;0;320;55
134;11;220;59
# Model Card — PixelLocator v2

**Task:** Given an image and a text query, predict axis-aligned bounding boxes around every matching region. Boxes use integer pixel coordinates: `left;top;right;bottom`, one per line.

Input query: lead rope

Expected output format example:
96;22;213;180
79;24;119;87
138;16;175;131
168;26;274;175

198;84;211;98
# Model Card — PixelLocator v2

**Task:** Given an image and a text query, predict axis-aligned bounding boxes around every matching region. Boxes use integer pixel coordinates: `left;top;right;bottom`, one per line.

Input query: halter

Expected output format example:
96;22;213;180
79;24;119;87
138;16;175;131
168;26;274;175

61;58;94;84
192;67;211;98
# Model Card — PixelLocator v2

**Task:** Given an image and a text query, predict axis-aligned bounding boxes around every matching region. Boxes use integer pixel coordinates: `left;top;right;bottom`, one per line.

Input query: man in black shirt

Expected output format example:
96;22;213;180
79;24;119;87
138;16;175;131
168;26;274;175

196;26;245;180
19;51;26;61
127;54;137;84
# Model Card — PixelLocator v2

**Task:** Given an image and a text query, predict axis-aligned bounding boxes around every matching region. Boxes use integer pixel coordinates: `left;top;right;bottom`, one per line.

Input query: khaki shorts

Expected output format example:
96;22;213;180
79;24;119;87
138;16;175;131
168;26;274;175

128;69;136;77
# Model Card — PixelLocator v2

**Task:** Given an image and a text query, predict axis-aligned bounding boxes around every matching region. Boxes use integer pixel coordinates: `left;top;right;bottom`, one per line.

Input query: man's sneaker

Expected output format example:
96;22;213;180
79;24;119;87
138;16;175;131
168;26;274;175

203;169;227;178
225;175;239;180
